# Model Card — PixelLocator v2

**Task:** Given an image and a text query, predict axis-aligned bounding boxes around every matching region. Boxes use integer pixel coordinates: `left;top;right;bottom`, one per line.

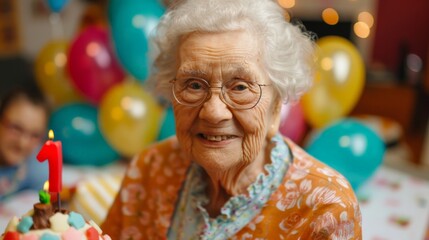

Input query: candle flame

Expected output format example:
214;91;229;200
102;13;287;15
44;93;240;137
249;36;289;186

48;130;54;140
44;181;49;191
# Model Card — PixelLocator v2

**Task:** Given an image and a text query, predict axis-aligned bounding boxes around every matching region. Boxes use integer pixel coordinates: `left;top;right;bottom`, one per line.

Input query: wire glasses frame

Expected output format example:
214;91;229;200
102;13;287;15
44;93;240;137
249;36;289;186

170;77;271;110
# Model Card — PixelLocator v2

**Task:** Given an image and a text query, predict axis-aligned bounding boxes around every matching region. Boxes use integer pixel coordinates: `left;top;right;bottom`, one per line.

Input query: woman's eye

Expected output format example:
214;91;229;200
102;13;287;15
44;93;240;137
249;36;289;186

233;84;248;91
187;80;204;90
228;81;251;91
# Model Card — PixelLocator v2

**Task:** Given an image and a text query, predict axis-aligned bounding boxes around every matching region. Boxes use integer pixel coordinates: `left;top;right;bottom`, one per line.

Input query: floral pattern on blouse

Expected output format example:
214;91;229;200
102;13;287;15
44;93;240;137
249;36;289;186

102;135;362;240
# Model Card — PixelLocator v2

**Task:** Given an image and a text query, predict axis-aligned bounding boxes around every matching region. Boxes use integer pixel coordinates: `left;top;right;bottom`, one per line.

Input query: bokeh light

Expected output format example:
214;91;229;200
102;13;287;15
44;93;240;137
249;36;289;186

278;0;295;9
322;8;339;25
354;21;370;38
406;53;423;73
358;11;374;28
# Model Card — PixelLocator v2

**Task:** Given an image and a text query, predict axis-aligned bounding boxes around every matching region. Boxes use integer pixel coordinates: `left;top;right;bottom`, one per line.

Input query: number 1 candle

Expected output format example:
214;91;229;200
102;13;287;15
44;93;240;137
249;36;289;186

37;130;63;193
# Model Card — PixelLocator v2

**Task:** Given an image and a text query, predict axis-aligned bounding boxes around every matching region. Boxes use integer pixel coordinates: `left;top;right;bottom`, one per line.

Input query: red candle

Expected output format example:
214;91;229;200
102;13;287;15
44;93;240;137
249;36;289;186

37;130;63;193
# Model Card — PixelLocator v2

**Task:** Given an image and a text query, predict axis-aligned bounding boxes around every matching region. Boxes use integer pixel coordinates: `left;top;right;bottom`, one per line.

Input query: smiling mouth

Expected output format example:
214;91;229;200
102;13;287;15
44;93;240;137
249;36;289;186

198;134;236;142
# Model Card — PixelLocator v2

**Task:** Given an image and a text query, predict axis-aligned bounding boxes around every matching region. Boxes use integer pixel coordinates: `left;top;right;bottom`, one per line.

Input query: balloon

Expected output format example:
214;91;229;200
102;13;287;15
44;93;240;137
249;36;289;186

49;103;120;166
46;0;69;13
158;106;176;140
99;82;163;157
279;102;307;143
68;26;126;105
109;0;165;81
34;40;82;108
301;36;365;128
305;119;385;190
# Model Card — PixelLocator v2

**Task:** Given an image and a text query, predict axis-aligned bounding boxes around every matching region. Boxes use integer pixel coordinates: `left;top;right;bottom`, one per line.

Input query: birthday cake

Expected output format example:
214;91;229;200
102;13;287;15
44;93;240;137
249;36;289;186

0;201;111;240
0;130;110;239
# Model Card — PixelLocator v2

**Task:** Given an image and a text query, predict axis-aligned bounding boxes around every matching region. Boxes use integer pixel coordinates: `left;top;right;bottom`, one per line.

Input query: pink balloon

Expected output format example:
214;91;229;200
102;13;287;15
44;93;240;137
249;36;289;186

279;102;307;143
68;26;125;104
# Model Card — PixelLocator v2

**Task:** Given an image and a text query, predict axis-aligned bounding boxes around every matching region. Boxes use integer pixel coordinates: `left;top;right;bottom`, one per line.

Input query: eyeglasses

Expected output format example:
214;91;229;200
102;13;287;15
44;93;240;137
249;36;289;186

0;118;43;143
170;77;270;110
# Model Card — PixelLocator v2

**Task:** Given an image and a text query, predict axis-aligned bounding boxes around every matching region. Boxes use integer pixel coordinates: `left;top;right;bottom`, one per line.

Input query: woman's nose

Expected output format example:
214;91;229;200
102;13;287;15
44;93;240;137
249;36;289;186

198;91;232;124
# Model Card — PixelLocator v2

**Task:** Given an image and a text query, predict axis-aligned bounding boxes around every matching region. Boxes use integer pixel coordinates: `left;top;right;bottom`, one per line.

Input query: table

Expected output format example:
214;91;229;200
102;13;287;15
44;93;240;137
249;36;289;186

1;165;428;239
358;166;429;240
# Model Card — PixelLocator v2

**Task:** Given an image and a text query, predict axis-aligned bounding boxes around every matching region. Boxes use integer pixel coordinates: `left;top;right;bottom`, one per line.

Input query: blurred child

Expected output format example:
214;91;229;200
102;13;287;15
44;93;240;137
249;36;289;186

0;87;50;200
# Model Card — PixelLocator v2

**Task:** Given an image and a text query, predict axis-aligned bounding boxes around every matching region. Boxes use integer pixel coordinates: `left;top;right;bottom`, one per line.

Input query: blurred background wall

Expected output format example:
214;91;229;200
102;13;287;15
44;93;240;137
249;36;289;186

0;0;85;96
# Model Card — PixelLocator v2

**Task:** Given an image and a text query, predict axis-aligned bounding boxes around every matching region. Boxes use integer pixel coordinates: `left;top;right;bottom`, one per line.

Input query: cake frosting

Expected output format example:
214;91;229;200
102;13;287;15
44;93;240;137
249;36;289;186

1;202;110;240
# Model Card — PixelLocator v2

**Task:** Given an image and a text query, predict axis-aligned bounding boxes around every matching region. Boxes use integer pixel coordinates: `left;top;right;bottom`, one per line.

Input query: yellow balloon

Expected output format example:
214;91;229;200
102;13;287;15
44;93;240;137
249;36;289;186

302;36;365;128
99;81;163;157
35;40;82;108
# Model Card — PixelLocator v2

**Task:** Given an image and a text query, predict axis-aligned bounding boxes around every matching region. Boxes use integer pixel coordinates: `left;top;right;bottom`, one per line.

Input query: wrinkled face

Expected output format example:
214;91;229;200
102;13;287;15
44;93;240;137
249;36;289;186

0;98;47;166
173;30;281;172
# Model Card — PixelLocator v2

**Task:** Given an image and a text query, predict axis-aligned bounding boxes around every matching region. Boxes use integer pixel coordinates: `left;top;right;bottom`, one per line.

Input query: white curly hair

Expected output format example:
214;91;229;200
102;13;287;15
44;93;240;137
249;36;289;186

147;0;315;103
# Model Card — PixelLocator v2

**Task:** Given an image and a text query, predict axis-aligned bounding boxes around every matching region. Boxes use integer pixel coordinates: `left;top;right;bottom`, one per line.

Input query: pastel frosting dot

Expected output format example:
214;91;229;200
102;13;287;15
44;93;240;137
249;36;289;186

17;216;33;233
68;212;85;229
86;227;100;240
62;227;83;240
22;234;38;240
49;212;69;232
40;233;60;240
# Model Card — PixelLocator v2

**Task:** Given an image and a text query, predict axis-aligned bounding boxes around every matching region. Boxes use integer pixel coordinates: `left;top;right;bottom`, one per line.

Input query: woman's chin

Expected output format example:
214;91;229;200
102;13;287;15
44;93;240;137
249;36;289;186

192;147;242;173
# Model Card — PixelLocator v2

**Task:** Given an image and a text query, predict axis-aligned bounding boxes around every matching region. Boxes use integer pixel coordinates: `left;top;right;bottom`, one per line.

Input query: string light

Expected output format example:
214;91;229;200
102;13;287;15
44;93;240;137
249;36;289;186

354;21;370;38
358;11;374;28
322;8;339;25
278;0;295;9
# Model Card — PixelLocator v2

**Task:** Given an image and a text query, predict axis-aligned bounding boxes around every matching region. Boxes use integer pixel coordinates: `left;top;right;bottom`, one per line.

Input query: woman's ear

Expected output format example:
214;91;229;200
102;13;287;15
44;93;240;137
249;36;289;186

267;96;283;139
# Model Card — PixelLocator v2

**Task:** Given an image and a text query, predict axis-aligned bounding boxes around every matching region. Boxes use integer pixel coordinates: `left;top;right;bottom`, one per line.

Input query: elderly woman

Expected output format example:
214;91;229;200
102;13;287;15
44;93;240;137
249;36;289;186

102;0;362;239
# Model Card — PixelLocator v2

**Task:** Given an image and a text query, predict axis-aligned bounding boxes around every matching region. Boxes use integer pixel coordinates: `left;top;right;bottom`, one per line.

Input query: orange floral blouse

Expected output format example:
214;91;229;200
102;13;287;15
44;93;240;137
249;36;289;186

102;136;362;239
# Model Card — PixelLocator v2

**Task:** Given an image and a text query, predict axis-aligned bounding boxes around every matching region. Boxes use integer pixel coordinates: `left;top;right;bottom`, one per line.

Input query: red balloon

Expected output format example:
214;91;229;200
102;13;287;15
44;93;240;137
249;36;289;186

68;26;125;104
279;102;307;143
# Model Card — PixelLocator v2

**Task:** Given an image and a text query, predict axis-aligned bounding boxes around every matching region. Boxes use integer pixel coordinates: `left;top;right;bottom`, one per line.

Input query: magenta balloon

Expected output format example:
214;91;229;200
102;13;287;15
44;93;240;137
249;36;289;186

68;26;125;104
279;102;307;143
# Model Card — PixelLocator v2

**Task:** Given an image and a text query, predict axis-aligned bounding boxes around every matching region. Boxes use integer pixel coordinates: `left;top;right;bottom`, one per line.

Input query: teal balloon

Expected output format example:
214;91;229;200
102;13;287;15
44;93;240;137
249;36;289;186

305;119;385;190
46;0;69;13
49;103;120;166
109;0;165;81
158;106;176;140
